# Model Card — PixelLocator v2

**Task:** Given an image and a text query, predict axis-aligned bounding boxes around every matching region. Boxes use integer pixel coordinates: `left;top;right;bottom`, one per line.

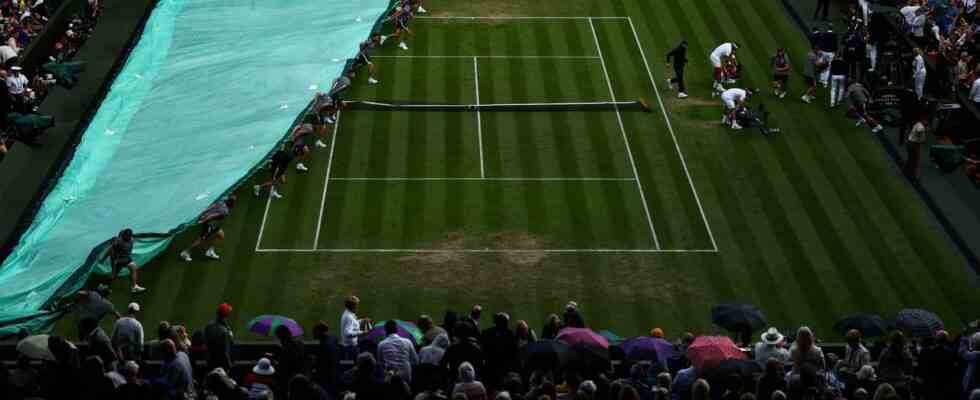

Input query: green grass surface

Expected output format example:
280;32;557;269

57;0;980;342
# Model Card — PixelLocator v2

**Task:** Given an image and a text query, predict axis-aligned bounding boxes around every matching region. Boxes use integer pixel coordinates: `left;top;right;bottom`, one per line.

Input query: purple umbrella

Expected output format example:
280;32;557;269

622;336;676;365
557;327;610;349
247;315;303;337
365;320;420;345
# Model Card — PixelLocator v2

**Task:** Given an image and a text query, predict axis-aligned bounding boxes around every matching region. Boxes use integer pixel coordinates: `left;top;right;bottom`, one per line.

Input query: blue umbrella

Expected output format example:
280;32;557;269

711;304;767;333
622;336;676;365
895;309;943;338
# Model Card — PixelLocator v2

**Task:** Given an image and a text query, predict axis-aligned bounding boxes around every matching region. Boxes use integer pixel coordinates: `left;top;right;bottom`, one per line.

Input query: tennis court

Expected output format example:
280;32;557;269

255;17;715;253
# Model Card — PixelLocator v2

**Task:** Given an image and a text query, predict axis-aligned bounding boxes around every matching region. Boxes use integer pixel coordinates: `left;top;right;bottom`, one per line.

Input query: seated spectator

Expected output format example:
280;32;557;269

312;320;341;392
691;379;710;400
541;314;562;340
344;352;384;400
453;362;488;400
115;360;152;399
420;333;450;366
7;355;39;398
515;320;537;348
80;355;115;399
962;332;980;394
159;338;195;397
756;358;787;400
288;374;331;400
243;358;278;395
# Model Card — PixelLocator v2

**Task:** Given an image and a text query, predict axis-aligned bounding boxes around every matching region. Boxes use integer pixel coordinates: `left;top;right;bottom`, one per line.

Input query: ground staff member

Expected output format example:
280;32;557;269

666;40;689;99
904;113;928;178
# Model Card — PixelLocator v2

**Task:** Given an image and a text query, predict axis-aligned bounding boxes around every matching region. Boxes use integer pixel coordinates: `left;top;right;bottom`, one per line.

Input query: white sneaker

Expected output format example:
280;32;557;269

253;185;261;196
325;115;336;124
722;115;729;124
855;119;864;127
205;249;220;260
271;188;283;199
398;42;408;50
801;95;812;104
131;285;146;294
872;125;884;133
417;6;427;13
666;78;673;89
731;123;743;130
296;163;308;171
379;35;387;45
179;250;192;262
778;91;786;99
368;77;379;85
678;92;688;99
315;139;327;148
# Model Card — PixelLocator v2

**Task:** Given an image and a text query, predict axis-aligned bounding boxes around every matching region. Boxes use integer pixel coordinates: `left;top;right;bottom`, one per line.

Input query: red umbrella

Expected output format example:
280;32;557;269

556;327;610;349
686;336;747;371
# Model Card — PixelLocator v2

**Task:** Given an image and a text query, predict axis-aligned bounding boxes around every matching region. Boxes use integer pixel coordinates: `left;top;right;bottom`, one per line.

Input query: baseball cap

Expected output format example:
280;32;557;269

217;303;233;317
127;302;140;313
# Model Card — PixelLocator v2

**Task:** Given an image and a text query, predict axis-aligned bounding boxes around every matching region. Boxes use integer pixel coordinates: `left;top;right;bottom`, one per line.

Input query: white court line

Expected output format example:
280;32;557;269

254;184;273;251
416;16;628;20
311;111;342;250
473;57;485;179
354;100;640;108
372;55;600;59
626;17;718;252
331;177;634;182
256;248;717;253
588;18;661;250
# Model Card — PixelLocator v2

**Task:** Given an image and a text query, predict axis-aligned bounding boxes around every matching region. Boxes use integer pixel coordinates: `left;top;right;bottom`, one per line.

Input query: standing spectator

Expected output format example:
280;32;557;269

441;323;486;380
917;331;960;400
6;65;28;111
452;362;488;400
346;352;384;400
419;314;447;346
912;47;927;100
515;319;537;349
672;365;698;400
691;379;710;400
204;302;235;372
378;320;419;383
312;320;340;393
0;39;17;66
839;329;871;382
341;295;369;360
790;327;825;375
877;331;914;390
771;48;792;99
111;302;144;362
818;26;838;87
481;312;518;387
814;0;830;21
666;40;689;98
904;113;929;178
276;324;309;384
159;338;195;397
467;305;483;330
105;228;146;293
829;55;849;107
562;301;585;328
754;328;790;366
73;284;119;340
541;314;562;340
420;333;450;366
962;332;980;394
80;317;116;371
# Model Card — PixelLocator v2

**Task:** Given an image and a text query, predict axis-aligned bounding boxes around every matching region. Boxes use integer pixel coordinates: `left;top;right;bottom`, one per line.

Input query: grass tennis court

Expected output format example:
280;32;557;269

58;0;980;341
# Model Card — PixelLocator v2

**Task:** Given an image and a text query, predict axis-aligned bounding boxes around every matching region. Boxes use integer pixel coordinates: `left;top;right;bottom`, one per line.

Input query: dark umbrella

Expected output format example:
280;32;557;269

622;336;676;365
711;304;768;333
522;340;575;371
571;342;611;373
834;313;890;337
705;358;763;380
894;308;944;338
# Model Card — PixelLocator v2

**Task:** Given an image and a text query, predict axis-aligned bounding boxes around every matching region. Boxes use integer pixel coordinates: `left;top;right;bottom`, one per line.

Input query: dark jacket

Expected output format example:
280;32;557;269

87;327;117;369
480;326;519;384
277;336;309;383
314;335;341;392
204;319;234;370
666;44;688;68
441;336;485;379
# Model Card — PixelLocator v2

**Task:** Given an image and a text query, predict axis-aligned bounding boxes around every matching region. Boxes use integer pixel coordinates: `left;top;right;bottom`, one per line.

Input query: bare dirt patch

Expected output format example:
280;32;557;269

487;231;548;266
396;232;468;265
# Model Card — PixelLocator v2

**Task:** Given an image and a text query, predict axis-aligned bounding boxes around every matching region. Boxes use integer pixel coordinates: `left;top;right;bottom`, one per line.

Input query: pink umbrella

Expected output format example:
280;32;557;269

686;336;747;371
556;327;610;349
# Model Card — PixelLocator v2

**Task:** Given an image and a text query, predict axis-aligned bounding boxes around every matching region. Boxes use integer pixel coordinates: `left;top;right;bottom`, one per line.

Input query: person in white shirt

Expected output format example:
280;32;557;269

709;42;737;96
0;41;17;65
912;47;927;100
720;87;752;130
6;65;28;96
899;3;920;26
377;320;419;382
340;295;369;360
112;302;145;361
909;8;927;39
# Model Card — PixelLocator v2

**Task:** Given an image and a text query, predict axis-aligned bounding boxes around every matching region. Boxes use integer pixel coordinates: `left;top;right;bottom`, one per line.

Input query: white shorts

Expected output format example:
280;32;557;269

722;98;737;109
710;55;722;68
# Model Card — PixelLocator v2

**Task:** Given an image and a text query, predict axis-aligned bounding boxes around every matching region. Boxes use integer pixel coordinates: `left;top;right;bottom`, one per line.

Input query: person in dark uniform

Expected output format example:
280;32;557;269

105;228;145;293
665;40;689;98
178;196;235;262
253;145;301;199
351;34;381;85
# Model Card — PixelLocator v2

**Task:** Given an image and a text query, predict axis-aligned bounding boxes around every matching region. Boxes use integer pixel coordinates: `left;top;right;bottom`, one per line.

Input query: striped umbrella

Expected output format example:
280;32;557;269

247;315;303;337
366;320;423;344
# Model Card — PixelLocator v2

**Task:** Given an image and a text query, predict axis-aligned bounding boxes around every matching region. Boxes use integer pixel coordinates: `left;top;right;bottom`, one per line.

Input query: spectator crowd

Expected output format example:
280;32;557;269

2;290;980;400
